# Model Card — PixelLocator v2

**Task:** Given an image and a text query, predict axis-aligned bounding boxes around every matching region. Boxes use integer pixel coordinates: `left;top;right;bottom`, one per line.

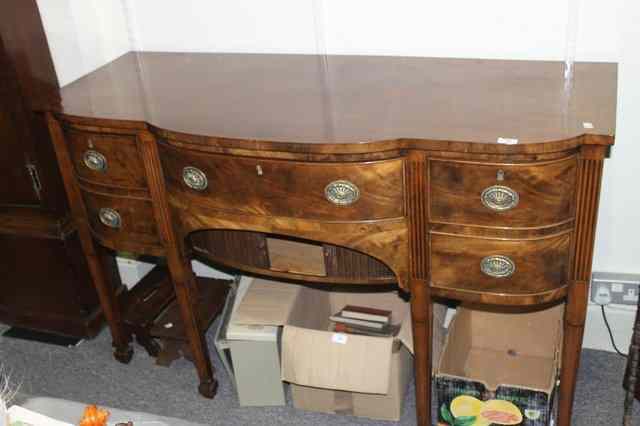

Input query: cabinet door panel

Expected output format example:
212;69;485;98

0;83;39;205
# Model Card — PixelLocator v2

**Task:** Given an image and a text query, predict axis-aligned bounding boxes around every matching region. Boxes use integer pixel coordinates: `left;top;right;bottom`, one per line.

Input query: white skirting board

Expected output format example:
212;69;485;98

116;258;634;355
116;258;233;289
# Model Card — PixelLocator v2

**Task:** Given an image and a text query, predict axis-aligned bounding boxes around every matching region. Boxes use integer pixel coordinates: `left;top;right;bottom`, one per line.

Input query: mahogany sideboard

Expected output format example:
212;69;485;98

45;52;616;425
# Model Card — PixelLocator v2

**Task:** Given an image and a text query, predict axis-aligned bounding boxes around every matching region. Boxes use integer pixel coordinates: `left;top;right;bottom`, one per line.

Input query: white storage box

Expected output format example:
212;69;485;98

219;276;289;406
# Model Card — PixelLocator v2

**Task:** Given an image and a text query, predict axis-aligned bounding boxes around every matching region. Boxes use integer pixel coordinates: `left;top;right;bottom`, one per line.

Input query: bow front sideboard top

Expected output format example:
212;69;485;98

45;52;617;426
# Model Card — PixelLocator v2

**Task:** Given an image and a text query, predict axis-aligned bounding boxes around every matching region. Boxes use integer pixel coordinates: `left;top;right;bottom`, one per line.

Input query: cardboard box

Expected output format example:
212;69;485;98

435;305;564;426
231;278;448;421
289;345;413;421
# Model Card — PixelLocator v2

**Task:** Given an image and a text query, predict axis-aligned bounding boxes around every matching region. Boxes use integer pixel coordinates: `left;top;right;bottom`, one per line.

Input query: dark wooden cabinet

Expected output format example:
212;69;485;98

0;0;105;338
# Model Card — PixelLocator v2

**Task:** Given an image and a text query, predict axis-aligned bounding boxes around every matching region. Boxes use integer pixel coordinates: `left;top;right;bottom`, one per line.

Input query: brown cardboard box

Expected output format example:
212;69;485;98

435;305;564;426
230;278;448;421
290;345;412;421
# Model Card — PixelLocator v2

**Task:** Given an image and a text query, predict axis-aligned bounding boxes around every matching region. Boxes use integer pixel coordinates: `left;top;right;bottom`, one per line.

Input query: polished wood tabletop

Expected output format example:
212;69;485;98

58;52;616;153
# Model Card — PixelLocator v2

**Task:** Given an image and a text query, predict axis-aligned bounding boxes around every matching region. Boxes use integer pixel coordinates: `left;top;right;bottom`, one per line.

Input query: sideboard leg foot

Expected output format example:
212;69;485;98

198;379;219;399
559;322;584;426
559;280;588;426
170;265;217;400
410;280;432;426
114;344;134;364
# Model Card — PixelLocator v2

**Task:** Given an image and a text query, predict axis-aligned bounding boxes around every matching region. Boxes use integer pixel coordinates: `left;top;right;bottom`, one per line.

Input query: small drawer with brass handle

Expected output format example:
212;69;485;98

81;188;161;253
429;156;577;228
66;128;147;189
159;143;404;221
430;232;571;295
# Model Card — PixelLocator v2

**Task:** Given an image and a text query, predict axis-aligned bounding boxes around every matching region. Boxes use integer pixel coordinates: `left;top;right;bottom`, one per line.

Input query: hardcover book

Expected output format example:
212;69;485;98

341;305;392;324
329;313;386;329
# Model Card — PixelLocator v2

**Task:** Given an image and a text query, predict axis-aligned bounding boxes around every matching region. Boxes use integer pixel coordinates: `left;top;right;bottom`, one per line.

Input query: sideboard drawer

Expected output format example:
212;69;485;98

430;232;571;295
159;144;405;221
66;129;148;189
81;189;161;250
429;156;577;228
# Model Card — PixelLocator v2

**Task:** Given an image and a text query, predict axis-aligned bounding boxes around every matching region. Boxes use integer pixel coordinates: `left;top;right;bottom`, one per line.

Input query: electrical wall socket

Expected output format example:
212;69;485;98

591;272;640;306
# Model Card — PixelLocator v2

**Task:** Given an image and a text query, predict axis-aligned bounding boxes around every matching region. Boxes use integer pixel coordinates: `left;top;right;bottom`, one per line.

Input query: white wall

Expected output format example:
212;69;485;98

125;0;620;61
592;0;640;274
34;0;639;352
36;0;131;86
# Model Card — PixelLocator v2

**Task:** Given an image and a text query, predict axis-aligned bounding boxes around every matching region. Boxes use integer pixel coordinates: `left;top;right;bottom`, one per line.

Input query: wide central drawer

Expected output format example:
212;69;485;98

159;144;405;221
430;231;571;295
429;156;577;228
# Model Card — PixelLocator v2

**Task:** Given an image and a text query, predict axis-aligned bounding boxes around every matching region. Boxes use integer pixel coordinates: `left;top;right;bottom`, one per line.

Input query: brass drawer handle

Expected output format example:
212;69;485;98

83;150;107;172
325;180;360;206
481;185;519;211
480;255;515;278
182;166;208;191
99;208;122;229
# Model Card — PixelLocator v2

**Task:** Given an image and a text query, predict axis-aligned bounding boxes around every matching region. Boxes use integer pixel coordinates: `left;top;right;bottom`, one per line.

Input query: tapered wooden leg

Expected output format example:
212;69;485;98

558;323;584;426
46;113;132;363
88;248;132;363
410;279;432;426
168;258;217;399
136;130;217;397
558;281;589;426
558;146;607;425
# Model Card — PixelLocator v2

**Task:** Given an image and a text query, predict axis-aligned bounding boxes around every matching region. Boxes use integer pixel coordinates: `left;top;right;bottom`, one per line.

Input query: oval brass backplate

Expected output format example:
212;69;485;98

83;150;107;172
325;180;360;206
480;255;516;278
98;208;122;229
182;166;208;191
481;185;519;211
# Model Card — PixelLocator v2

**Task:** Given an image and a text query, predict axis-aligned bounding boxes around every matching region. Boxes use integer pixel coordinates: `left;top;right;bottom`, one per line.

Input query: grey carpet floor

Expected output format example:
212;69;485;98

0;321;638;425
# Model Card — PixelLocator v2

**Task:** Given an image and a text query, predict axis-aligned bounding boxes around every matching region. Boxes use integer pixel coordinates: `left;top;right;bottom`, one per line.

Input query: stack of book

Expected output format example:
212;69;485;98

329;305;398;337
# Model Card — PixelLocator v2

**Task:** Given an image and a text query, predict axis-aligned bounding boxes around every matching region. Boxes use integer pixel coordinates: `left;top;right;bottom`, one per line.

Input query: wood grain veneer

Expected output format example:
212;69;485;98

429;156;577;228
430;231;572;295
159;142;405;221
80;188;161;252
66;128;148;189
55;53;616;154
